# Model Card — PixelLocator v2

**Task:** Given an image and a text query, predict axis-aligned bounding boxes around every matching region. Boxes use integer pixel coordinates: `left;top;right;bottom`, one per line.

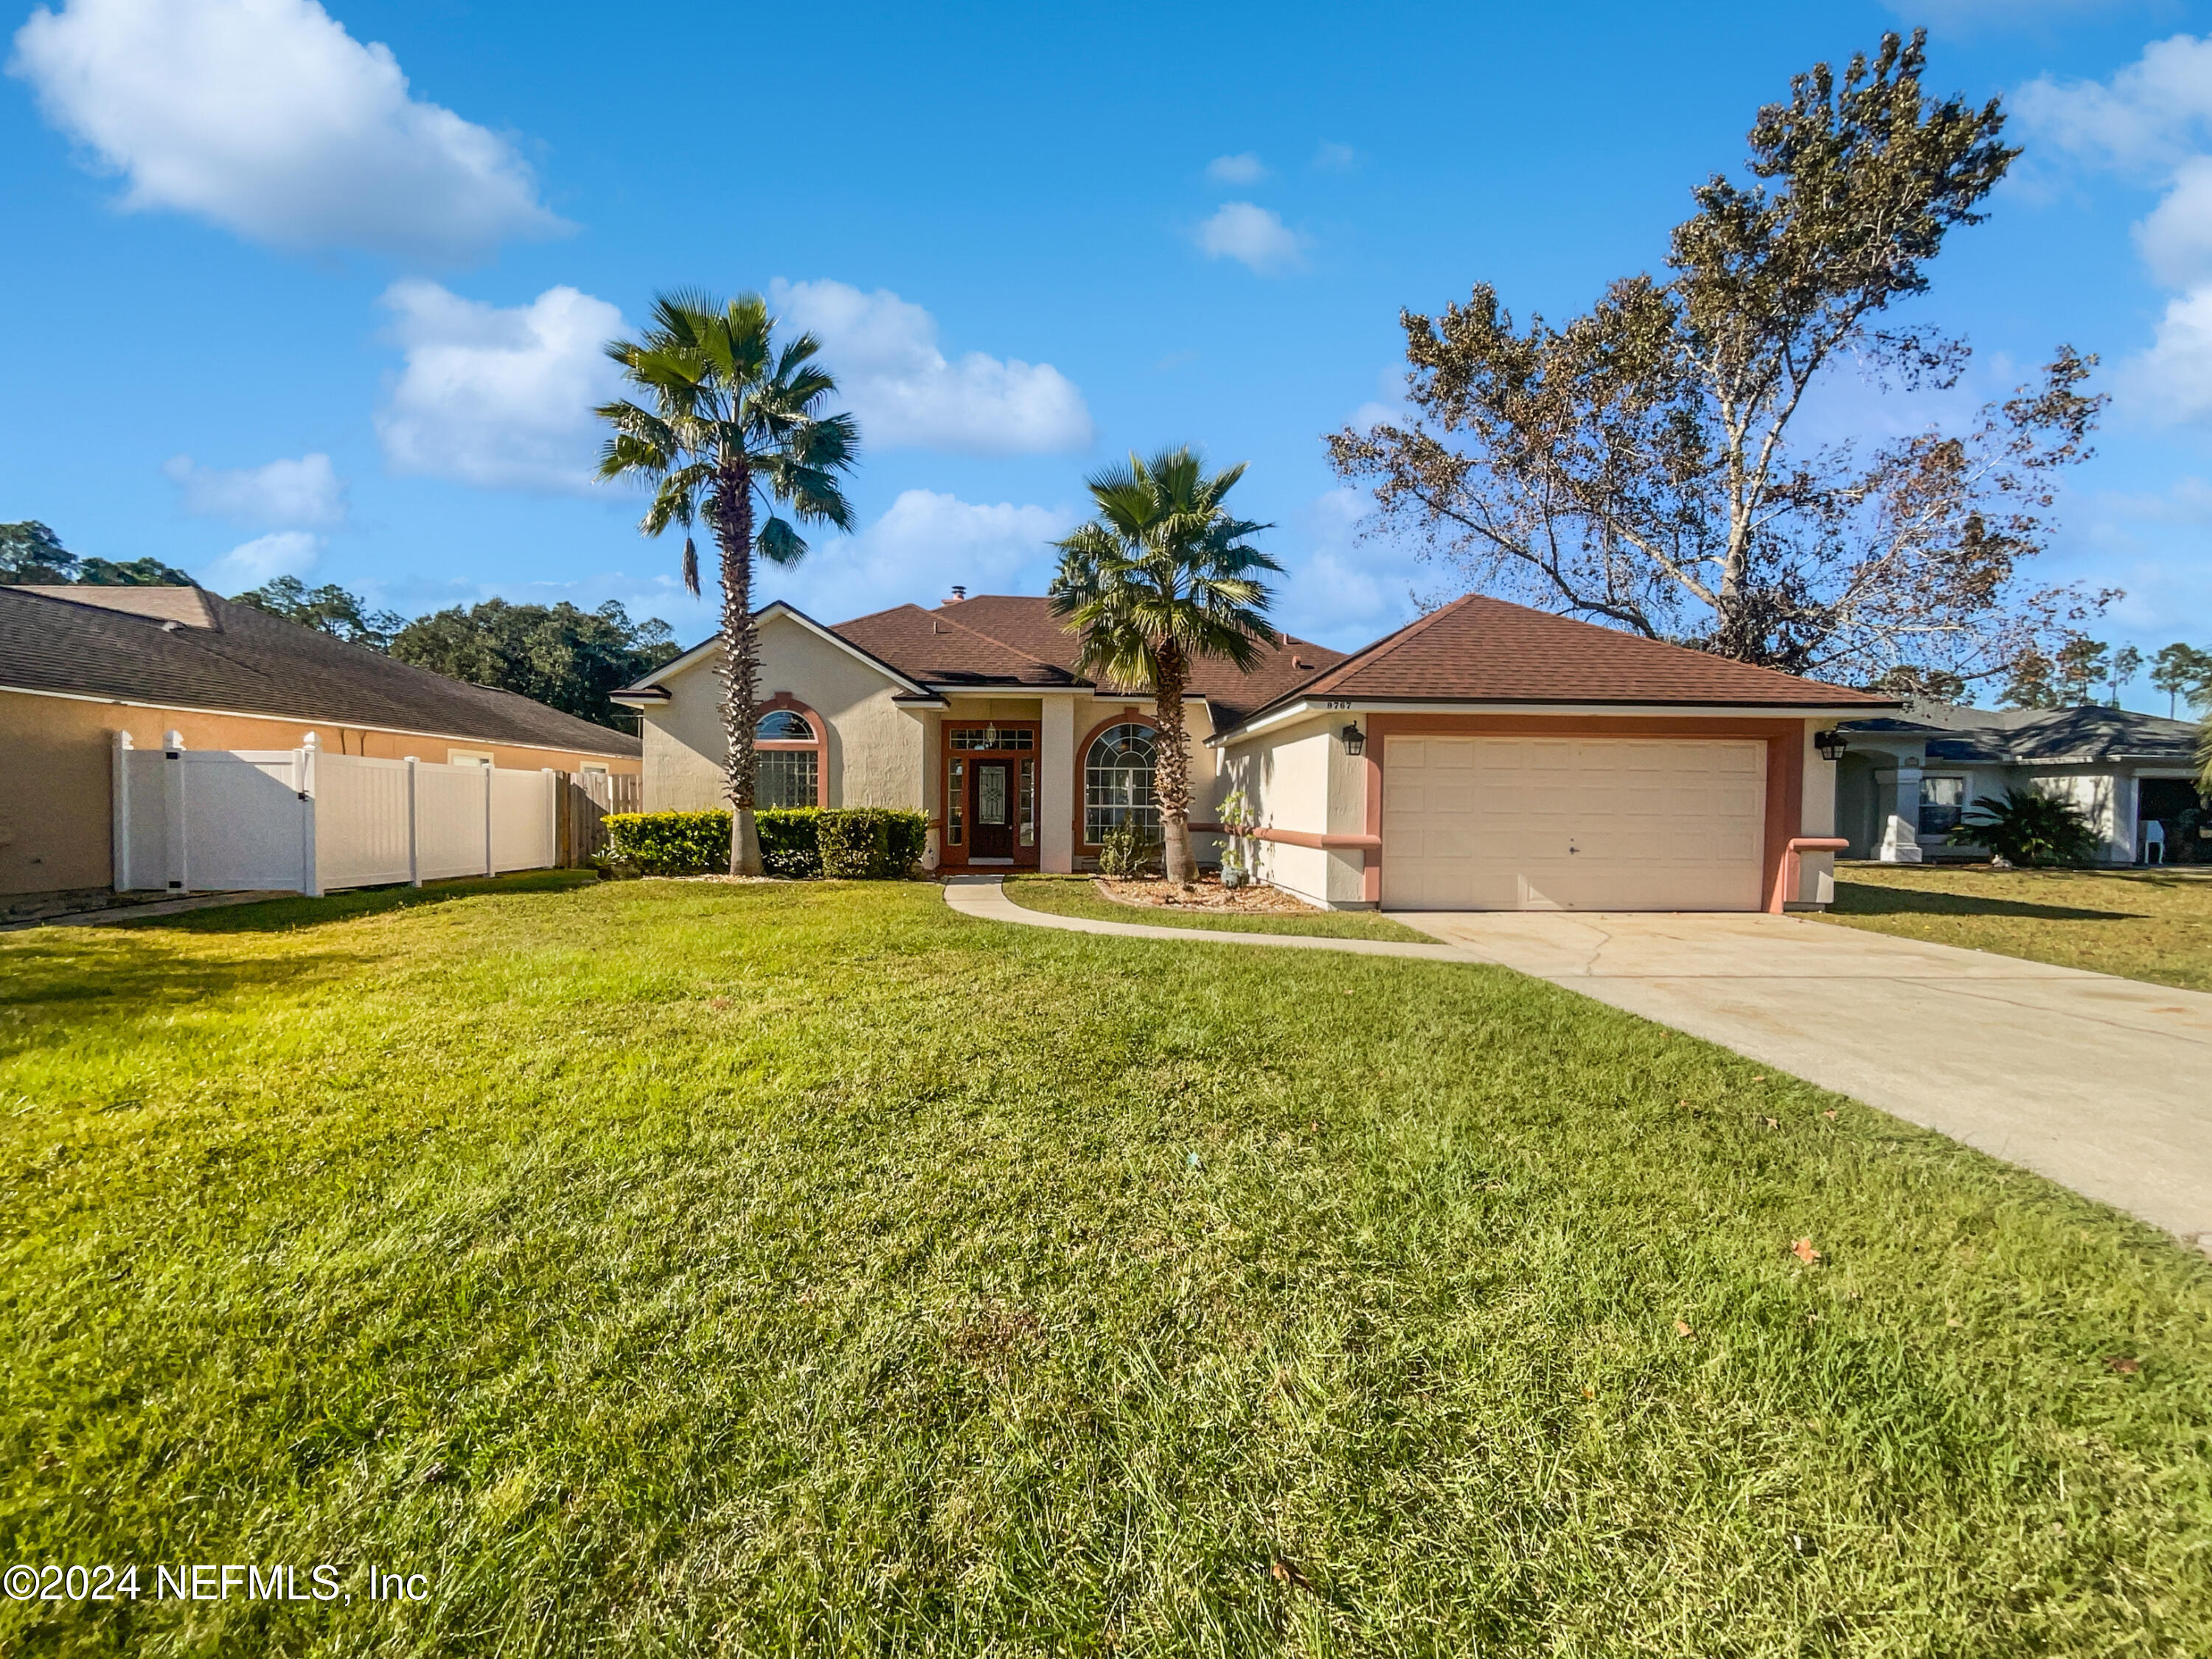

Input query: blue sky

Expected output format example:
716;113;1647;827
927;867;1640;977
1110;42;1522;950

6;0;2212;710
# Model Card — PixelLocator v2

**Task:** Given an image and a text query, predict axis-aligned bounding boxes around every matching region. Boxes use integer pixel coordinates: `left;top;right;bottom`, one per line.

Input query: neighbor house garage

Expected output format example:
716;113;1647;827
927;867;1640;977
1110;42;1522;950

1211;596;1896;914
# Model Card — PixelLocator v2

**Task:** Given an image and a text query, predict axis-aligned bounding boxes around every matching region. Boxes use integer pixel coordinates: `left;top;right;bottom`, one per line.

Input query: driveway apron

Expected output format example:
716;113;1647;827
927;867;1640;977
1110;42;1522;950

948;877;2212;1253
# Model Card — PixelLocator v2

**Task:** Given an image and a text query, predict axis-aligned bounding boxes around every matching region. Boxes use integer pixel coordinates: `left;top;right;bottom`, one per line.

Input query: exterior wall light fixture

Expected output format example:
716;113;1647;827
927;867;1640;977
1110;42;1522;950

1341;723;1367;757
1814;729;1849;762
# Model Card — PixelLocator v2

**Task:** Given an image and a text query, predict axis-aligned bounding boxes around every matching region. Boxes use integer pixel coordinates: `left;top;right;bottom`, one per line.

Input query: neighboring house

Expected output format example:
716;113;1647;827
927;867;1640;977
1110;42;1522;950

1834;702;2207;866
0;584;641;898
618;590;1896;912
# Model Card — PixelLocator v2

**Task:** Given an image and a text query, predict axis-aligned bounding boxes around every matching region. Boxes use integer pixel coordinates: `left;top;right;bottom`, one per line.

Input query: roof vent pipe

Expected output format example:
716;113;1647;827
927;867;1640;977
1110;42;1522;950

948;585;966;601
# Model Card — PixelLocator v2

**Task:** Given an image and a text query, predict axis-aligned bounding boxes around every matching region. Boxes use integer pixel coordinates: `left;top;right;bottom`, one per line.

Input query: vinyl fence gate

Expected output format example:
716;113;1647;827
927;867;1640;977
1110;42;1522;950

114;731;567;896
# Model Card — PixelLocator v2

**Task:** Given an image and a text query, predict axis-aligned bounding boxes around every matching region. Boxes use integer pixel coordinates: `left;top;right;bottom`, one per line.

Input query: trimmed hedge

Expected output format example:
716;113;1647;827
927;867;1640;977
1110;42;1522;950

601;807;927;880
601;810;730;875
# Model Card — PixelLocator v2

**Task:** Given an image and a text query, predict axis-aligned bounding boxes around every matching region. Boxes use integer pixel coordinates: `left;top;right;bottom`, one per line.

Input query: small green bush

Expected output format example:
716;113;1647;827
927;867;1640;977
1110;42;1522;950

1950;787;2100;866
599;806;926;880
602;810;730;875
1097;821;1163;879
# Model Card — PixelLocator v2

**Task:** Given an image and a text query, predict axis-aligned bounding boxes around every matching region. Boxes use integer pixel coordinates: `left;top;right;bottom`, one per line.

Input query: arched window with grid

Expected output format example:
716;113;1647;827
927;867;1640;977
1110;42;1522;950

1084;723;1158;844
754;709;821;808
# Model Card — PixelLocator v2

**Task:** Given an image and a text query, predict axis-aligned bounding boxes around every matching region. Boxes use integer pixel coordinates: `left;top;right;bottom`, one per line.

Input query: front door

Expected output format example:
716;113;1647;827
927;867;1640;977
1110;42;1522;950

971;761;1014;860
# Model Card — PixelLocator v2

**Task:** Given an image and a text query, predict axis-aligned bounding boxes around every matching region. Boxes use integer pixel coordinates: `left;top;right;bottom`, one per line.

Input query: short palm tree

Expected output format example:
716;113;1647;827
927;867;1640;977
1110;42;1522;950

597;293;858;874
1049;447;1281;885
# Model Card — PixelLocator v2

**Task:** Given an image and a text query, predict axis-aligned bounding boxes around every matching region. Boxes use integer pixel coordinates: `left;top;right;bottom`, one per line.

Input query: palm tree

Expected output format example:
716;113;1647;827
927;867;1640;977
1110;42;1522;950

1049;447;1281;885
597;292;858;874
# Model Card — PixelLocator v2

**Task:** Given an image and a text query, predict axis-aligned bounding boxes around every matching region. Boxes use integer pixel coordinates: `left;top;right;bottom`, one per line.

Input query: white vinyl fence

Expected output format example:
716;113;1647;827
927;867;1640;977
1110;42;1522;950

113;731;558;897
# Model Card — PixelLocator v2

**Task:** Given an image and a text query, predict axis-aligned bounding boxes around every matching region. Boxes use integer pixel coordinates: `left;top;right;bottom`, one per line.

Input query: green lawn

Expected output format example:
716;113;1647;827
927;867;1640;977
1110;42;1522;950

4;876;2210;1655
1004;873;1432;942
1822;862;2212;992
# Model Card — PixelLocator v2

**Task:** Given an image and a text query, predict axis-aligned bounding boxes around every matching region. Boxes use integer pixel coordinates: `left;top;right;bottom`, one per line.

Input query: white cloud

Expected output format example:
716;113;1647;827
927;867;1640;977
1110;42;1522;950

164;452;346;529
768;279;1093;454
1206;152;1268;184
1312;141;1360;173
762;489;1077;619
209;529;321;585
1194;201;1309;275
374;281;625;493
2115;287;2212;422
1273;487;1425;648
9;0;566;262
2016;34;2212;173
2016;36;2212;425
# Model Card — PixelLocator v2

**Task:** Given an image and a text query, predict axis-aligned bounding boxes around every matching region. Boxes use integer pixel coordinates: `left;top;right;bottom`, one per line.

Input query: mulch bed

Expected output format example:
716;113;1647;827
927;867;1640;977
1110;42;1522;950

1093;874;1325;915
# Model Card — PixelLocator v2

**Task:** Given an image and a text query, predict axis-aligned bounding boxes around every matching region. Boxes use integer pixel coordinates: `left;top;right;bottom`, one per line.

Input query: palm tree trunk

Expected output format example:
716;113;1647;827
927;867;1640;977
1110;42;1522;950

712;462;762;877
1152;643;1195;886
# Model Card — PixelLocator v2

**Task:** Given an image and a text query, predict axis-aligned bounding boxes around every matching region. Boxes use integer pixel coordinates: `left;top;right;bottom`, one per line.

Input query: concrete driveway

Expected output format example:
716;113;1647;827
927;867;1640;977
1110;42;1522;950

1398;910;2212;1253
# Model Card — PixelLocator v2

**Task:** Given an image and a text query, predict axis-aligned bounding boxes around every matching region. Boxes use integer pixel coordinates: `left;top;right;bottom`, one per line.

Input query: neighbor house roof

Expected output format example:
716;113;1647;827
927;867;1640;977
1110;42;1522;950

1215;594;1898;737
1840;705;2199;767
0;585;641;757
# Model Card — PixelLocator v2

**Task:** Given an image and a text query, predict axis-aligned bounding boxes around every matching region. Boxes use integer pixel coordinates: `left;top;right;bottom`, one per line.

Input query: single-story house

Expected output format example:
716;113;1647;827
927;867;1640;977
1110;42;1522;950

0;583;641;899
1834;701;2206;865
616;591;1897;911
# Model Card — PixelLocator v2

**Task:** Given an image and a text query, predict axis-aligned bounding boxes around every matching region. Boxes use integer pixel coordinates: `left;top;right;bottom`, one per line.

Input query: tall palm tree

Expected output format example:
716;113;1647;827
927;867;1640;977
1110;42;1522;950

1049;447;1281;885
597;292;858;874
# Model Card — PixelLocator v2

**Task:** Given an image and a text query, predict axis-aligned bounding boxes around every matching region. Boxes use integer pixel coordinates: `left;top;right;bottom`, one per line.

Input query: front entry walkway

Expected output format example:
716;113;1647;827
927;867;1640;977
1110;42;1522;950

947;878;2212;1253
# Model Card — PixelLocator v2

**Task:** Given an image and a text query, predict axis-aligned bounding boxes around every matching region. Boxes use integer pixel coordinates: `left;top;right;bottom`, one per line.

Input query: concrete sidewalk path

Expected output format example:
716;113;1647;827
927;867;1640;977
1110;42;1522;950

945;877;2212;1253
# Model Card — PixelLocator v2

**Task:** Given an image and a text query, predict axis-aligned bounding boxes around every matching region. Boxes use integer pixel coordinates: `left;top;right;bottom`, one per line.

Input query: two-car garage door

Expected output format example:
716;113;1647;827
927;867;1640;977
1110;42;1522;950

1381;736;1767;911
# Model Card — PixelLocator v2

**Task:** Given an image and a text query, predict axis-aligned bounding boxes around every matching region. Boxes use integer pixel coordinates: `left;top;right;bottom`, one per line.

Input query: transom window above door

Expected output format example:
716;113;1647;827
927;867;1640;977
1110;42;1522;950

948;726;1034;751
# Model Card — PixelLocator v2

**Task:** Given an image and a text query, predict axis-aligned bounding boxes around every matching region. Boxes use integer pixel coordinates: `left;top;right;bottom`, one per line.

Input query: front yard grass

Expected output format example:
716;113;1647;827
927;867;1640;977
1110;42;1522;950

1822;861;2212;992
4;877;2210;1655
1005;872;1432;941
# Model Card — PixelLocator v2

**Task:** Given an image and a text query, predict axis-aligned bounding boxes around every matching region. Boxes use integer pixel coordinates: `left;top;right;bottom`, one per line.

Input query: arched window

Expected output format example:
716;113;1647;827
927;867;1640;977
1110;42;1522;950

754;709;821;808
1085;723;1158;844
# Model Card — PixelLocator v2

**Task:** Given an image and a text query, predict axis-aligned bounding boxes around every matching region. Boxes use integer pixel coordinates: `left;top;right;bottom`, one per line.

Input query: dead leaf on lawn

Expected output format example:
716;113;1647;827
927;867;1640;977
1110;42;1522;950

1822;1110;1837;1120
707;997;729;1011
2105;1355;2141;1375
1582;1385;1596;1399
1674;1319;1694;1338
1790;1237;1821;1265
1269;1559;1314;1593
1764;1116;1781;1129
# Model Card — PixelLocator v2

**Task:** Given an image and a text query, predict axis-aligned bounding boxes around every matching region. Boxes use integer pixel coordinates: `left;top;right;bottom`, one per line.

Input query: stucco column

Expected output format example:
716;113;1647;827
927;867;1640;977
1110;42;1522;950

1040;695;1076;873
1877;764;1924;863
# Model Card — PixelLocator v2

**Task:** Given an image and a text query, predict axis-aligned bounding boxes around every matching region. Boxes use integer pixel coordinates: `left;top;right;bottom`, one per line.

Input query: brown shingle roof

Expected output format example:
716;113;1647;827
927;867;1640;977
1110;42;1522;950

831;594;1346;727
1226;595;1897;730
0;585;641;757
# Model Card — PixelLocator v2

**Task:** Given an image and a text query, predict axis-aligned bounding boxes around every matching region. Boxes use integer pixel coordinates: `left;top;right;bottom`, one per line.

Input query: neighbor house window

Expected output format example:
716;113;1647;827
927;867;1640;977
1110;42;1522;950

1919;775;1967;836
1085;723;1158;844
447;748;494;768
754;709;820;809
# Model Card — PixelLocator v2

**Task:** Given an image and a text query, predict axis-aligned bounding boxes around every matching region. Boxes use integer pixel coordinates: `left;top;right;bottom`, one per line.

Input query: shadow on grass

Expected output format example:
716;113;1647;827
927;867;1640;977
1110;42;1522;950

0;936;372;1011
1831;880;2142;923
114;871;599;934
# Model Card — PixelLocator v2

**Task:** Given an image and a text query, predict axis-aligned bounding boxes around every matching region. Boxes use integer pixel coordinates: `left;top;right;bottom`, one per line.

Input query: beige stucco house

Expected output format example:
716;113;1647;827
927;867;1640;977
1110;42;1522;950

618;591;1897;913
1;584;641;900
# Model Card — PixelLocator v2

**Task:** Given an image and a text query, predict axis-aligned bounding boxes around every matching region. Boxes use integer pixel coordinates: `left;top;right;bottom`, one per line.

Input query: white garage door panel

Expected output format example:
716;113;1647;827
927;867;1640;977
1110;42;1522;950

1382;736;1767;911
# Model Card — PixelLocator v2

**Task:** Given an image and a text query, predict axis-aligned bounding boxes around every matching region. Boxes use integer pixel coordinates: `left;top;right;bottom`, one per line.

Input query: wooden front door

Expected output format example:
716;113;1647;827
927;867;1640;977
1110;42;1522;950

971;760;1015;859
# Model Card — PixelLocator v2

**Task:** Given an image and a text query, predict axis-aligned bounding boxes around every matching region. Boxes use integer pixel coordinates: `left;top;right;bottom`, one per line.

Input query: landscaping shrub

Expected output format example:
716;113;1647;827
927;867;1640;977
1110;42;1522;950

1950;788;2099;866
1097;821;1163;879
816;808;929;879
600;806;926;879
757;808;824;879
602;810;730;875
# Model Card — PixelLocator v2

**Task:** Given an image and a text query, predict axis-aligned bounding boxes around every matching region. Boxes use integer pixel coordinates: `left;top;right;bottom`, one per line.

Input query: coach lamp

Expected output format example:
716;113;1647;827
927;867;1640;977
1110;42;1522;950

1340;723;1367;758
1814;728;1849;762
